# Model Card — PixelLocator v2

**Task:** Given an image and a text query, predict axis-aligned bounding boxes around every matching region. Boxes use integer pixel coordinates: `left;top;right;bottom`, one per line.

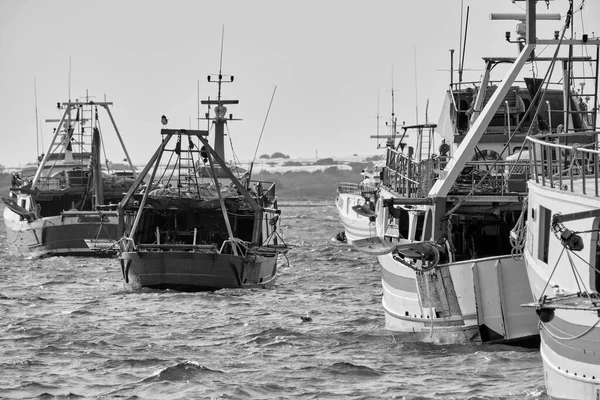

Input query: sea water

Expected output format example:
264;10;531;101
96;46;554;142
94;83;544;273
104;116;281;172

0;202;547;399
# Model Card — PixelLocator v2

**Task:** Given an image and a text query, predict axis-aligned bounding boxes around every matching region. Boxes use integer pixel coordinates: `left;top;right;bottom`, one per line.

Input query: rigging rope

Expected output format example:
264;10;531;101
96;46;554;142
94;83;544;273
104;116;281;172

510;197;528;260
251;86;277;163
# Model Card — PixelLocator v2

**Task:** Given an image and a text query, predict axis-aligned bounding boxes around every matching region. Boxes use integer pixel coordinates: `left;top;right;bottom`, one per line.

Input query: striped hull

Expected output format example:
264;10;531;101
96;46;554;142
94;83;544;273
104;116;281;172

335;193;376;244
525;252;600;399
120;250;278;292
380;251;539;345
539;312;600;399
3;208;118;258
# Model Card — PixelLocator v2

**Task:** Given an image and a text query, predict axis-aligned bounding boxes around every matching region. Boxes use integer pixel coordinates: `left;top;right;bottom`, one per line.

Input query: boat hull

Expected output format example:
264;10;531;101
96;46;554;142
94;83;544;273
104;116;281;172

380;251;539;345
335;192;376;244
524;182;600;399
3;207;118;258
119;250;278;291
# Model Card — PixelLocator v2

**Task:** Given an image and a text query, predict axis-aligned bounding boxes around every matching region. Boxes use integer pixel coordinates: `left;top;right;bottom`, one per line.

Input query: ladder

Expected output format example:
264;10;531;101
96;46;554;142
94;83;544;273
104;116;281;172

173;134;203;196
563;43;599;133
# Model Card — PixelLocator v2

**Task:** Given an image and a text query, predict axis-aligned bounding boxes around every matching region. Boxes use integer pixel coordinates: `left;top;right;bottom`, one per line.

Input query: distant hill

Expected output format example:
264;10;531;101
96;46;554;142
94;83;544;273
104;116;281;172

253;168;367;201
0;155;379;202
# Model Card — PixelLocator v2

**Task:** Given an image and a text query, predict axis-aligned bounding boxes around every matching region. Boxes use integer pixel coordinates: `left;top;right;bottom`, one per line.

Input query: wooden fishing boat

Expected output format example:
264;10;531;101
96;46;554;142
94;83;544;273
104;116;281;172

116;68;288;292
2;99;136;257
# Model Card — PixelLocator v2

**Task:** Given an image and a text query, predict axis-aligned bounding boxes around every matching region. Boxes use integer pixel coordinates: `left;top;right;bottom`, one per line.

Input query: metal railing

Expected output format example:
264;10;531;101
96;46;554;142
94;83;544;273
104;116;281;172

382;146;533;197
337;182;378;196
527;135;600;197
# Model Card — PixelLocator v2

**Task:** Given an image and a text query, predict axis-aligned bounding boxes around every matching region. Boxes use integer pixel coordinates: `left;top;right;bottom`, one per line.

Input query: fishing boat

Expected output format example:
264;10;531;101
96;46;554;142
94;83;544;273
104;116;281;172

2;99;137;257
116;68;288;292
352;0;595;345
335;167;381;244
335;93;400;244
518;4;599;399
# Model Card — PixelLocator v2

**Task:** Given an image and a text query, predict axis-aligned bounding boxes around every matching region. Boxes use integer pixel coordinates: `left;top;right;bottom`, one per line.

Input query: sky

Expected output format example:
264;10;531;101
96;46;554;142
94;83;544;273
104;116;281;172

0;0;598;169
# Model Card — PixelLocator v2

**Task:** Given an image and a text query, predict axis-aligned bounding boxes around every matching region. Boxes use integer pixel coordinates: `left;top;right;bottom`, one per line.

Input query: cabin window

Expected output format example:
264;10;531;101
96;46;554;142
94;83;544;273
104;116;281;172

398;208;409;239
591;217;600;293
538;206;552;263
387;207;410;240
415;213;425;241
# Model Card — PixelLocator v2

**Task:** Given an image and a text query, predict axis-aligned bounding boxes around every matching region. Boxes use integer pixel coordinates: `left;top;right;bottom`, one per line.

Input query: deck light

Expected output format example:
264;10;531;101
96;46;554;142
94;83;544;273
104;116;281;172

554;30;559;40
505;31;511;41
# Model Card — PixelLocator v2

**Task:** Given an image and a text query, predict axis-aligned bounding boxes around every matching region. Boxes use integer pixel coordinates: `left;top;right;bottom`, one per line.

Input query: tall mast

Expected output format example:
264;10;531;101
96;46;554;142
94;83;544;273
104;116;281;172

201;27;239;160
34;76;40;159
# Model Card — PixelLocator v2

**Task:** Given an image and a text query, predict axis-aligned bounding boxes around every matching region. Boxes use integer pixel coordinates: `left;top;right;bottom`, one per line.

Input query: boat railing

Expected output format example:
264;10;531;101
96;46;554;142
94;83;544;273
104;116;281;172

527;134;600;196
453;159;532;195
337;182;379;196
32;176;72;191
382;147;426;197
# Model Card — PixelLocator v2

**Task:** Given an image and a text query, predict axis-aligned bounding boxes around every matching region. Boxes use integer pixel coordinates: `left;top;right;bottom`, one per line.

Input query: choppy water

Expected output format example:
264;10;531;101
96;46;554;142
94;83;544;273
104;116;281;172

0;201;547;399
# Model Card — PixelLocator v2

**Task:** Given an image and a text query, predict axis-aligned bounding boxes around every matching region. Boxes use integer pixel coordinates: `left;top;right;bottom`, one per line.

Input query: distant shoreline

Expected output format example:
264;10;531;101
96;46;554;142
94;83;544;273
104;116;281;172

0;169;363;202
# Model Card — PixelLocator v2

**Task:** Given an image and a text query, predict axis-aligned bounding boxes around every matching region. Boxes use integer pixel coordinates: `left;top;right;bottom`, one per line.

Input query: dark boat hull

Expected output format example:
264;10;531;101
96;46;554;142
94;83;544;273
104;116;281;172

119;250;278;291
3;208;119;258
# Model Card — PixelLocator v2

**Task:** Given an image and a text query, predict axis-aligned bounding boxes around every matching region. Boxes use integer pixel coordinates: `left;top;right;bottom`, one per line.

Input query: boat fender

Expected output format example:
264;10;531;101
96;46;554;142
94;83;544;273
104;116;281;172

536;307;555;323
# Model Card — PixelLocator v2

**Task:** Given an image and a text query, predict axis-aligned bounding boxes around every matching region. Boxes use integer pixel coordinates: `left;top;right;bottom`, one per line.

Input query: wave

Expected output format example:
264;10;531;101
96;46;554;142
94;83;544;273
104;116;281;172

324;361;382;378
143;361;224;382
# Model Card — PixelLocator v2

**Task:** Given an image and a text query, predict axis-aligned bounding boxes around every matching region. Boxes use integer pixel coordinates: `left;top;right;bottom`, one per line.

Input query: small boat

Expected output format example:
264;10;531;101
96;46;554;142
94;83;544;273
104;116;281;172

335;94;399;244
2;99;137;257
116;67;288;292
352;0;597;345
518;2;600;396
335;168;381;244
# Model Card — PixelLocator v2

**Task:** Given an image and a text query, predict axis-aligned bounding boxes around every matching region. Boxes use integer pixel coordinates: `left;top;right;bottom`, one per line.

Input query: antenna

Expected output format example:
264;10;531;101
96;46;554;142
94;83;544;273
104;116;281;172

219;25;225;75
376;87;380;142
458;0;465;76
459;6;470;83
68;56;72;102
414;46;419;124
34;75;40;159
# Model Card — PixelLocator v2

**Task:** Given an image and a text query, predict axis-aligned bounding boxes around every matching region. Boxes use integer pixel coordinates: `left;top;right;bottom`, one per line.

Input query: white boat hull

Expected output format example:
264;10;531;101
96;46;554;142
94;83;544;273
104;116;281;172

380;250;539;344
335;192;376;244
524;182;600;399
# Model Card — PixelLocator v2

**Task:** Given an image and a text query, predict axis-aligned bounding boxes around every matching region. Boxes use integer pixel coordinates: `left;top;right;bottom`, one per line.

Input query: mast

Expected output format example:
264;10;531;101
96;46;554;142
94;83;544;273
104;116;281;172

92;126;104;207
34;76;40;159
201;28;238;160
